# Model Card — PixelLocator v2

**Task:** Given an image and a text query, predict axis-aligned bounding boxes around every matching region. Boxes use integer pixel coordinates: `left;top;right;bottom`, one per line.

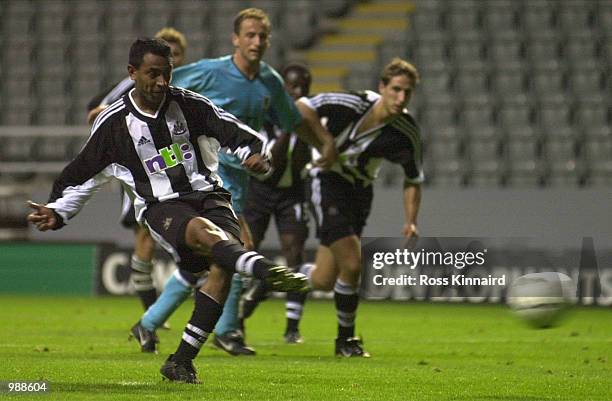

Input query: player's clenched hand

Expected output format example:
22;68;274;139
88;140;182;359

402;223;419;239
242;154;270;175
87;104;108;125
313;138;337;170
26;201;58;231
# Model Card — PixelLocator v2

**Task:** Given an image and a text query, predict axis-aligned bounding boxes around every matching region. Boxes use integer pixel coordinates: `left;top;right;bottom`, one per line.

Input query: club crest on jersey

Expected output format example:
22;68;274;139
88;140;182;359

144;143;193;174
172;121;187;135
262;96;271;111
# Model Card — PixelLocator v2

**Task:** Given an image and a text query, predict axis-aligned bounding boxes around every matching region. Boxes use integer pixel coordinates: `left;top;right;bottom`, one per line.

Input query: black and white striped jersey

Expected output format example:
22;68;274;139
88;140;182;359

300;90;424;186
47;86;266;225
257;120;310;188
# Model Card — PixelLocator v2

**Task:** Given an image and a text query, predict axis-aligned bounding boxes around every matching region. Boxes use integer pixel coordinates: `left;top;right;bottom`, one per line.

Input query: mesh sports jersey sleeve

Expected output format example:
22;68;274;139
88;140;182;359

383;124;425;185
46;121;116;223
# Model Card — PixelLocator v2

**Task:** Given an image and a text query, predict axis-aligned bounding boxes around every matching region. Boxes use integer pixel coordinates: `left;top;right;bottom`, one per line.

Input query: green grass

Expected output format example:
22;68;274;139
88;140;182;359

0;296;610;401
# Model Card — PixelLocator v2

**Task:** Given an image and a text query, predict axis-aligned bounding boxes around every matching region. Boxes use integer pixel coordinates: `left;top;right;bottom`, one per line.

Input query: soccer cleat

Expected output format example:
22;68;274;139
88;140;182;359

265;266;309;293
160;354;201;384
129;321;159;353
284;330;304;344
212;330;256;356
335;337;371;358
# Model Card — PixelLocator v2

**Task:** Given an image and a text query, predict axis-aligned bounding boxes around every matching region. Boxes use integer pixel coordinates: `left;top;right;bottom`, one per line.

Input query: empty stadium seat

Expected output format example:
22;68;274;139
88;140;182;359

3;0;35;35
72;0;106;34
498;97;534;129
531;65;566;98
460;95;496;129
413;32;448;65
466;131;504;186
525;32;561;67
568;67;605;98
484;3;519;33
454;65;489;98
521;1;556;33
557;1;595;33
487;33;524;64
420;96;457;130
547;159;583;186
429;160;465;187
419;64;452;99
491;62;528;94
449;33;485;63
574;97;610;130
537;97;573;130
409;9;442;34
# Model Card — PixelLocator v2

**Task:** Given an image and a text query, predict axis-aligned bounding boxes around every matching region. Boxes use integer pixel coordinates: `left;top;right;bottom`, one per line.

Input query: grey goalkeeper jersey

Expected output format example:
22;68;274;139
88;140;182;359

47;86;266;225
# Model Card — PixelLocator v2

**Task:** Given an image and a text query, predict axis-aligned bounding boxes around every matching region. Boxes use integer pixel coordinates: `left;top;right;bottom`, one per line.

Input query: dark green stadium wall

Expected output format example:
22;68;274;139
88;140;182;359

0;243;97;295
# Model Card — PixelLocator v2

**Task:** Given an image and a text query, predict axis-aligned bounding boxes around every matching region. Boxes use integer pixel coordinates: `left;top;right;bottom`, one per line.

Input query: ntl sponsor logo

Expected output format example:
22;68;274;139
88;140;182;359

144;143;193;174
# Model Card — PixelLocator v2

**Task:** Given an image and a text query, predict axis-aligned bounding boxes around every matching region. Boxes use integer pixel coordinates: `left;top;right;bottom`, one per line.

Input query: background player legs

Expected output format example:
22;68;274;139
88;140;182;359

279;232;307;342
211;273;255;355
138;270;197;334
239;217;309;343
212;214;257;356
130;226;158;310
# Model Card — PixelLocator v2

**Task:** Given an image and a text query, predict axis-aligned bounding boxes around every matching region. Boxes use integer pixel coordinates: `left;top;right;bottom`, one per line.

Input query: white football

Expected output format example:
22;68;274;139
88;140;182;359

507;272;575;328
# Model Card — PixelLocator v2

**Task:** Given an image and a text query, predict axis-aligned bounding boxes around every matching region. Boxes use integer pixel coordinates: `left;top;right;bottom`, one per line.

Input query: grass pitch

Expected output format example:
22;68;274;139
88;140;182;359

0;295;610;401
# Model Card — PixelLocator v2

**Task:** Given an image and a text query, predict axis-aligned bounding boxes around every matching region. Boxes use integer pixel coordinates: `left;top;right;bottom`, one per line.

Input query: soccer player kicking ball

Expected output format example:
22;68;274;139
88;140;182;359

297;58;424;357
130;8;336;357
27;37;307;384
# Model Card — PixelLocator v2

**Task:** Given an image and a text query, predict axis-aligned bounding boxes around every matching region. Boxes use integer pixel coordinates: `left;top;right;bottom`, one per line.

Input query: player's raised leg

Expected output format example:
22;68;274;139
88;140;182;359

156;213;307;383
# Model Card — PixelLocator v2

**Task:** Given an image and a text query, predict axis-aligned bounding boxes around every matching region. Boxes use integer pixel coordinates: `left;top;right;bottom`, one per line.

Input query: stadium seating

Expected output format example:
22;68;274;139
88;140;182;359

0;0;609;190
406;0;610;188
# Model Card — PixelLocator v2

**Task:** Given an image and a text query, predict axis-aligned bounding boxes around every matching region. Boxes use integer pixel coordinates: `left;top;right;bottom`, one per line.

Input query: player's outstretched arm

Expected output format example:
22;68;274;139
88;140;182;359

402;183;421;238
87;105;108;125
26;201;60;232
294;101;337;170
242;153;271;175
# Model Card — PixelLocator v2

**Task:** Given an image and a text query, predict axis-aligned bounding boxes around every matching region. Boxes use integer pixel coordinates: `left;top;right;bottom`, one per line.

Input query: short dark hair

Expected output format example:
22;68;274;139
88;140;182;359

282;62;312;84
129;37;172;68
380;58;420;86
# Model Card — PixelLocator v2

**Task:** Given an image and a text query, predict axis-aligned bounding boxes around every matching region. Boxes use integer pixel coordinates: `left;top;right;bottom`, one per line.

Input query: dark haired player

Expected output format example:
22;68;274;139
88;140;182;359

27;37;307;383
